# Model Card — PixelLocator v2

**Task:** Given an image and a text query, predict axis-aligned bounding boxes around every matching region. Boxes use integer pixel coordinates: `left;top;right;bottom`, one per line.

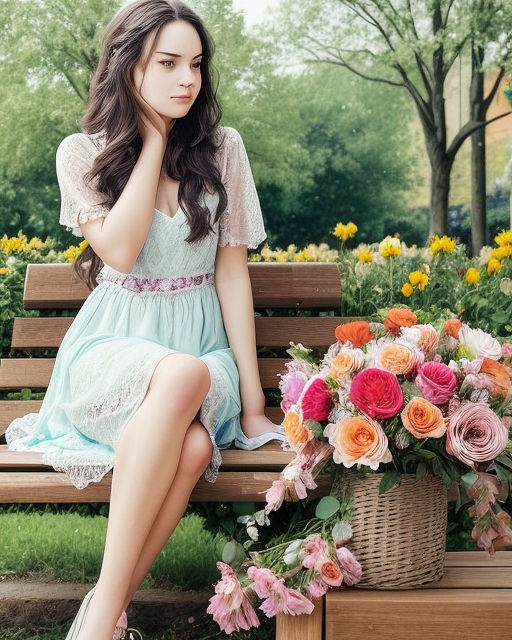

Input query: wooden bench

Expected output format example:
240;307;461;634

2;260;511;638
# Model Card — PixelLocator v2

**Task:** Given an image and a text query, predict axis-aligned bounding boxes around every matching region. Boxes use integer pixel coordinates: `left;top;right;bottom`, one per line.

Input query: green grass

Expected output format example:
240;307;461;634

0;511;227;590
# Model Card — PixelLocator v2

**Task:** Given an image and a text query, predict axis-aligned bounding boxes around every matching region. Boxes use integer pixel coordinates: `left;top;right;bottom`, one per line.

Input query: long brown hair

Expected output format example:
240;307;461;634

74;0;228;290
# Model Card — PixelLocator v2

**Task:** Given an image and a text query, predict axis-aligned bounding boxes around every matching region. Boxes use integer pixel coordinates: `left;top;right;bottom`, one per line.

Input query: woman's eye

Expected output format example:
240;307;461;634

161;60;174;68
193;61;202;68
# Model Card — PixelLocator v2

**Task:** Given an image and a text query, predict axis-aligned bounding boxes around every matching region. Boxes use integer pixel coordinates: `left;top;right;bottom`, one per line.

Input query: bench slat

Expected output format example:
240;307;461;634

0;471;332;503
0;442;295;470
443;550;512;567
0;358;291;390
0;403;284;437
11;316;355;349
23;263;342;309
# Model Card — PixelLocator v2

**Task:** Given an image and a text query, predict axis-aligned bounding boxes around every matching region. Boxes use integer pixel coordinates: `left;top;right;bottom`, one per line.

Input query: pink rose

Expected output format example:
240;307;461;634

279;369;308;413
301;376;333;421
301;533;330;569
349;368;404;419
247;566;314;617
415;361;457;405
446;402;509;467
335;546;363;585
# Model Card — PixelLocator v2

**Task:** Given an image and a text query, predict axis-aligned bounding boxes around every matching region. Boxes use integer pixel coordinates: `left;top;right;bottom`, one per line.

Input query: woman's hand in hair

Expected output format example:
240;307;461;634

134;91;170;145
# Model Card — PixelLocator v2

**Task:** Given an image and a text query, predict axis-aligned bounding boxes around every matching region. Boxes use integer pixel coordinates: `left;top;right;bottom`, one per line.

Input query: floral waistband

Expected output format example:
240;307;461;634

96;266;215;293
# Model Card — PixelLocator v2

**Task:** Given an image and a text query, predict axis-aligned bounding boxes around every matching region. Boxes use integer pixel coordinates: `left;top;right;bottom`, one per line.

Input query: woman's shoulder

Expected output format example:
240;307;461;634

56;130;107;161
215;124;243;150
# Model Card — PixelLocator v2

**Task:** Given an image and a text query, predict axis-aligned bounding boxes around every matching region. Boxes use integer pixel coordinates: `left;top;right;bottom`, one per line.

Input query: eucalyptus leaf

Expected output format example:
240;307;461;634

315;495;341;520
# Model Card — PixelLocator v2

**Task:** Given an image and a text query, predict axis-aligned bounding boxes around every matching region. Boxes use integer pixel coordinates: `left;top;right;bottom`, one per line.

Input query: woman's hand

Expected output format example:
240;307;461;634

134;91;170;145
240;413;283;439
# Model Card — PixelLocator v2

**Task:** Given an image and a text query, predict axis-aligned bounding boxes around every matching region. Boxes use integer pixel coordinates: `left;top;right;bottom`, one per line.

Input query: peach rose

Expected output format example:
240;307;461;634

329;348;365;380
401;397;447;439
316;556;343;587
324;414;392;470
383;308;418;336
283;409;312;449
379;342;424;376
416;324;439;356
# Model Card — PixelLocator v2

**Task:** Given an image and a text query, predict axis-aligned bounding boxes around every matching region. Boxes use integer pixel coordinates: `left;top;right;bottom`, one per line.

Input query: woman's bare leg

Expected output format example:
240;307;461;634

74;353;211;640
118;419;213;614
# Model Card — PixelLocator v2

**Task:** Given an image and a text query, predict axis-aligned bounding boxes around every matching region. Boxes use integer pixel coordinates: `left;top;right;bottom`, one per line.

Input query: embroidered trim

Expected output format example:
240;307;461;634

96;267;215;293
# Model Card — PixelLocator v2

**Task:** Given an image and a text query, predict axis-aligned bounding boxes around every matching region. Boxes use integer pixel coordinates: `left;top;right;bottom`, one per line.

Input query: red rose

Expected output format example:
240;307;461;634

301;377;333;421
349;368;404;419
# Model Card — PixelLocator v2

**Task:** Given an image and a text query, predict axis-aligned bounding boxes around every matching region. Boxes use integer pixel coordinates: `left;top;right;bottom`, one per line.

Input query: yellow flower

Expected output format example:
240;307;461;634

491;245;512;261
430;234;456;254
333;221;358;242
0;231;29;254
487;258;501;275
62;240;88;262
494;230;512;247
401;283;413;297
379;235;401;258
408;270;428;290
356;248;373;263
465;267;480;285
0;267;9;275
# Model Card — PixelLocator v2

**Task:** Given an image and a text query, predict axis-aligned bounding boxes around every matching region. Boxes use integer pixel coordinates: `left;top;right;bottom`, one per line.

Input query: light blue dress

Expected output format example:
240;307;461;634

5;126;283;489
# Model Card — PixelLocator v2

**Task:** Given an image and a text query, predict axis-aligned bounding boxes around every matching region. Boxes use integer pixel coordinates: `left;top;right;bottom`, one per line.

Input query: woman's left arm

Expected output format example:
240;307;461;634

215;244;278;434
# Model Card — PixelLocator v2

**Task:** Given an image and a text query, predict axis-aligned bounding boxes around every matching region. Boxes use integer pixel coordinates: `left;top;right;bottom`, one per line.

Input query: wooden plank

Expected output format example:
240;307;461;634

23;262;342;310
431;566;512;588
0;403;284;436
0;442;296;470
276;597;323;640
325;589;512;640
0;358;291;390
444;550;512;567
11;315;357;349
0;472;333;503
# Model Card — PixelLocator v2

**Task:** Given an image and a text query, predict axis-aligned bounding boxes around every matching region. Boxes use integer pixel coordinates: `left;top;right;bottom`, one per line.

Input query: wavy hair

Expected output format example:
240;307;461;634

74;0;228;290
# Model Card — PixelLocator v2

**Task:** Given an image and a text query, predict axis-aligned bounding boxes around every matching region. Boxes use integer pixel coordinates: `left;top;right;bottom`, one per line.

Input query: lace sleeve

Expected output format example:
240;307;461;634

55;133;111;238
217;126;267;249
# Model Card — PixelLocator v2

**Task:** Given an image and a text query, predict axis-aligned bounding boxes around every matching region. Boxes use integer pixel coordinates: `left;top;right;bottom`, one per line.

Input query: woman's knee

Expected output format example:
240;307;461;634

149;353;210;399
178;420;214;478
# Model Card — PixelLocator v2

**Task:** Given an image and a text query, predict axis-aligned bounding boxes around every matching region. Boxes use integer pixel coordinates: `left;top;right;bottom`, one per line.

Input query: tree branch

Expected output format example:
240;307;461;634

483;67;506;112
447;110;512;159
303;56;404;87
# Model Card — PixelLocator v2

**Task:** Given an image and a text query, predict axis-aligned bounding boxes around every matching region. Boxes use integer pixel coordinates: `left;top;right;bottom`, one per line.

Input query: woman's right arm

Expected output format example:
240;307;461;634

80;135;166;273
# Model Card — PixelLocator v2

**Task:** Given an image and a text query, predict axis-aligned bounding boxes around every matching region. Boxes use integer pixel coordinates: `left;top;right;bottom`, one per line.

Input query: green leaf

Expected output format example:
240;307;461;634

304;419;324;438
379;471;401;495
222;540;237;564
315;495;341;520
460;471;478;486
415;461;427;480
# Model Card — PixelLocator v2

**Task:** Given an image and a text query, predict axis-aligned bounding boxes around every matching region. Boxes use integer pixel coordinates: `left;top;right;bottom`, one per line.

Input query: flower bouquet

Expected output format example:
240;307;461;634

207;309;512;633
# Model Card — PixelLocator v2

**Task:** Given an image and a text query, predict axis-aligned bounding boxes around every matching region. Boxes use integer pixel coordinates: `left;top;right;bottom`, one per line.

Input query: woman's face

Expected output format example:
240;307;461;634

133;20;202;129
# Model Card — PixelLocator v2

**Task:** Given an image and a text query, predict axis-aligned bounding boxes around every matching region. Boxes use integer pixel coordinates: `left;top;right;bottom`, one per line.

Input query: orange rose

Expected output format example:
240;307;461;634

283;409;312;448
383;308;418;336
379;342;423;375
329;348;365;379
444;318;462;339
335;321;375;348
324;415;392;470
318;557;343;586
480;357;511;398
401;397;446;438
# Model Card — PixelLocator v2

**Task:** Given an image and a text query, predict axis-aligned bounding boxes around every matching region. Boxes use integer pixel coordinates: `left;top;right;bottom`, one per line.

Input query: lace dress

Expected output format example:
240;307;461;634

5;126;268;489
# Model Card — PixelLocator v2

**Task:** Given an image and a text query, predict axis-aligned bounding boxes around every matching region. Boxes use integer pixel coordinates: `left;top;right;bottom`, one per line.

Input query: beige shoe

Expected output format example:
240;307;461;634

64;586;96;640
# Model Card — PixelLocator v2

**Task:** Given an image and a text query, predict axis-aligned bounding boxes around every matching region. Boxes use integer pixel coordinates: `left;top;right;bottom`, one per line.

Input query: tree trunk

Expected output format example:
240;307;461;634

430;158;452;236
470;45;487;256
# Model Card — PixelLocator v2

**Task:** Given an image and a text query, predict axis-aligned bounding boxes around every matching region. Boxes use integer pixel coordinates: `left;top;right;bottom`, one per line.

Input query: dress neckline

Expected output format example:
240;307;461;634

153;206;183;220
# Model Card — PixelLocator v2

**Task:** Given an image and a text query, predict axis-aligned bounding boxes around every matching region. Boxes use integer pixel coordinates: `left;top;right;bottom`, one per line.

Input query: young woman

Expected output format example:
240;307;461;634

5;1;286;637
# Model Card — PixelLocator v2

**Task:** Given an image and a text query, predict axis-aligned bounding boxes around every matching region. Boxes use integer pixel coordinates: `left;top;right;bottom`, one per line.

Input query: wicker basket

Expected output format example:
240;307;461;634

330;470;448;589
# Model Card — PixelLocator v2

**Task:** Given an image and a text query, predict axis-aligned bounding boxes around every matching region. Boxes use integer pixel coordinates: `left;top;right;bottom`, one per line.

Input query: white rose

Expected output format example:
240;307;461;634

459;324;502;360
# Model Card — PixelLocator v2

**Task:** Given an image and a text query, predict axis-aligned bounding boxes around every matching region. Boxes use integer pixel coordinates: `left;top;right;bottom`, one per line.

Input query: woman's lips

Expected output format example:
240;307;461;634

172;96;192;101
